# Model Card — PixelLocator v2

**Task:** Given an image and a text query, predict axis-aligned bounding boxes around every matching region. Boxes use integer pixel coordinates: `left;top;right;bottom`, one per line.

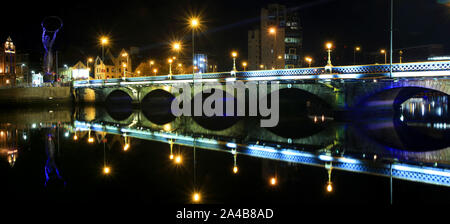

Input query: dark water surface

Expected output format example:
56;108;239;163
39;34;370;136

0;95;449;204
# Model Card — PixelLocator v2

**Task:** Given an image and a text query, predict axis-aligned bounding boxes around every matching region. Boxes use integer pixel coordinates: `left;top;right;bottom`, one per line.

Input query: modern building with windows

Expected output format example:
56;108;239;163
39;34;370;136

248;4;302;70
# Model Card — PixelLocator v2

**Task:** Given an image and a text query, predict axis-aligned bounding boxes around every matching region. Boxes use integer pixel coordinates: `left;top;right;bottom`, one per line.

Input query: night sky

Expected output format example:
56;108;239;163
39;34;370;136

3;0;450;69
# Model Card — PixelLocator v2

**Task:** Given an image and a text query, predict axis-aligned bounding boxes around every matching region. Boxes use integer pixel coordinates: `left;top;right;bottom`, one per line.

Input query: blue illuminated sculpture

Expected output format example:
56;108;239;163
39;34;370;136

41;16;63;76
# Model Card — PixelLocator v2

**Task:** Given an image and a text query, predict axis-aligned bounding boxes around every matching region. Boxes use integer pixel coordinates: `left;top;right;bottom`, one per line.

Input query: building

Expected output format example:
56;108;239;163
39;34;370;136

15;52;30;85
0;37;16;86
94;48;133;79
248;4;302;70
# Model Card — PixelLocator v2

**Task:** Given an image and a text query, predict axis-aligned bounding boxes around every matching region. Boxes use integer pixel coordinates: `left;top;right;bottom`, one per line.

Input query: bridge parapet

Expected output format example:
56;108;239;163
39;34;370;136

73;60;450;88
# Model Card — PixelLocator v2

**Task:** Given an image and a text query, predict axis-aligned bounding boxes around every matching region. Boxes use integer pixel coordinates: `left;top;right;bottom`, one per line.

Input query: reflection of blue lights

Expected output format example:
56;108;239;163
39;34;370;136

392;164;450;177
338;157;360;164
248;145;277;153
318;155;333;161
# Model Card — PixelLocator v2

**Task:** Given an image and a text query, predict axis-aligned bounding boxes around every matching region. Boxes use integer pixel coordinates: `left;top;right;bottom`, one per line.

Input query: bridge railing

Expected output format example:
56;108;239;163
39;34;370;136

73;60;450;88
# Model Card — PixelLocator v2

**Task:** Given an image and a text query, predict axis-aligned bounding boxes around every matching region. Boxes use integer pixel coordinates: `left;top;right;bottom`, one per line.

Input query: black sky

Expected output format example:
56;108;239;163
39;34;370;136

2;0;450;69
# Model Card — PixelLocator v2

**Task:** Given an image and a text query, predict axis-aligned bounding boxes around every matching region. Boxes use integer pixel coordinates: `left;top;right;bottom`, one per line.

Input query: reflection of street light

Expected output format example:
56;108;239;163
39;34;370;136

380;49;387;64
103;166;111;175
242;61;247;71
305;56;312;67
354;46;361;65
87;57;93;79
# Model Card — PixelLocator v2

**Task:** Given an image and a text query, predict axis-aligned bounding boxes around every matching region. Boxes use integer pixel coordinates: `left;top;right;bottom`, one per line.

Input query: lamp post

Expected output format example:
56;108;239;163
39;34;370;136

380;49;387;64
122;63;127;78
149;60;154;73
269;27;277;69
189;17;200;76
100;37;108;62
325;42;333;73
231;51;238;72
242;61;247;71
168;58;173;79
354;46;361;65
399;50;403;63
87;57;93;79
122;52;129;78
304;57;312;68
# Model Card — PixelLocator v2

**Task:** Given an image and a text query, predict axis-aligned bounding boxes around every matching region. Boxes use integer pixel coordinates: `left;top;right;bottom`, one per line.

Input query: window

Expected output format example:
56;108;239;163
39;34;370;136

289;48;296;54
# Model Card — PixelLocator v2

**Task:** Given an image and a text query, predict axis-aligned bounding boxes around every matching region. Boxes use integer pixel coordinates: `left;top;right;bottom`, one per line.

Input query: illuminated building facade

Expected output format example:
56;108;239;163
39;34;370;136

94;48;133;79
0;37;16;86
194;53;208;73
248;4;302;70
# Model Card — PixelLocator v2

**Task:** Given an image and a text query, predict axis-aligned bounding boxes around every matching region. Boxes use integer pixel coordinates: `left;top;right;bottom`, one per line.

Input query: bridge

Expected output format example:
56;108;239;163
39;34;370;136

73;120;450;187
73;61;450;112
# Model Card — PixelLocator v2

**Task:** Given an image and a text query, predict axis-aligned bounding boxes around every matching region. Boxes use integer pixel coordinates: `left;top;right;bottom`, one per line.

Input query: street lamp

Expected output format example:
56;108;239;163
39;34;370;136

122;52;129;78
189;17;200;76
168;58;173;78
149;60;154;73
268;27;277;69
122;63;127;78
231;51;238;72
304;56;312;68
87;57;93;79
325;42;333;73
354;46;361;65
242;61;247;71
153;68;158;76
380;49;387;64
100;36;109;62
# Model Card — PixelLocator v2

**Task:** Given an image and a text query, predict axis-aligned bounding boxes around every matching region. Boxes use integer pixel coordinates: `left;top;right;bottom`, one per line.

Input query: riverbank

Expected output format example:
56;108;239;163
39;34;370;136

0;86;73;106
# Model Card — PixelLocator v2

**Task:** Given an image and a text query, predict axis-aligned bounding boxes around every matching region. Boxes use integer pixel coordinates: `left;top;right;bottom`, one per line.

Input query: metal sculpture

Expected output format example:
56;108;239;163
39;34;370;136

41;16;63;75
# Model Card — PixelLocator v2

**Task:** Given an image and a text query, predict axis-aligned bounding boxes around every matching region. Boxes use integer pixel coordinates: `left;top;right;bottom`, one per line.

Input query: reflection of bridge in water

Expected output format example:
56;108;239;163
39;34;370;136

73;116;450;187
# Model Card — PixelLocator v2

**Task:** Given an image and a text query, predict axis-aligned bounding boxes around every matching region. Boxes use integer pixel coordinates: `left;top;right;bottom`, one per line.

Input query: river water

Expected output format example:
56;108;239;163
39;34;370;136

0;94;448;204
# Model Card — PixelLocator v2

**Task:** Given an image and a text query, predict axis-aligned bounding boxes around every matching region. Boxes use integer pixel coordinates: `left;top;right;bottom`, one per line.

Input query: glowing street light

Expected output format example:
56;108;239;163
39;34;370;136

122;52;129;78
354;46;361;65
100;36;109;62
326;181;333;192
305;56;312;67
242;61;247;71
270;177;277;186
380;49;387;64
325;42;333;73
153;68;158;76
268;27;277;69
168;58;173;78
233;166;238;174
103;166;111;175
172;41;181;52
231;51;238;72
192;192;201;203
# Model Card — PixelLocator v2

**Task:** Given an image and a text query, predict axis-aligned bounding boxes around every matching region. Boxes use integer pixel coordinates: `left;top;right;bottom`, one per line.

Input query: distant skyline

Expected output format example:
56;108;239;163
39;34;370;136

3;0;450;70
